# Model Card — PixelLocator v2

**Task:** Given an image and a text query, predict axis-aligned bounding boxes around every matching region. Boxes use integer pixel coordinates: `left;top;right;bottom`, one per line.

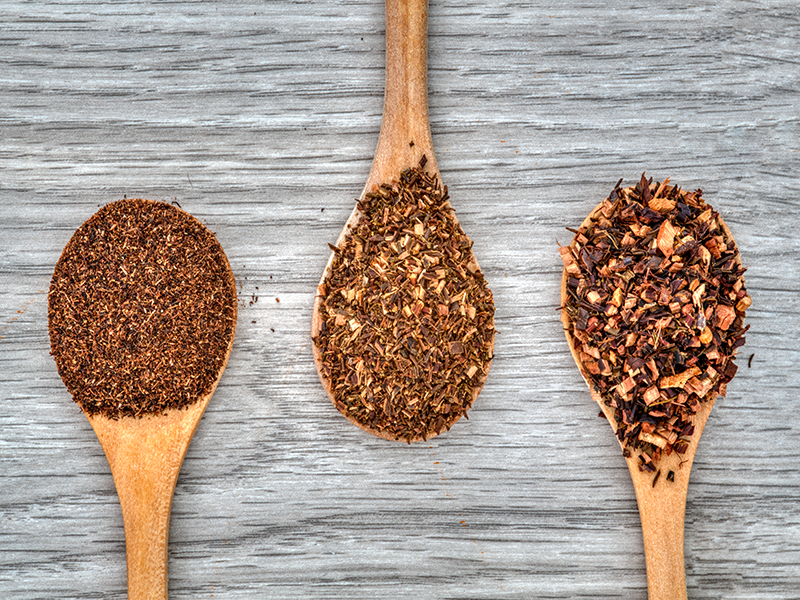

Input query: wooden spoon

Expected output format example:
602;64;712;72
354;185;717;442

561;182;747;600
311;0;493;441
48;199;237;600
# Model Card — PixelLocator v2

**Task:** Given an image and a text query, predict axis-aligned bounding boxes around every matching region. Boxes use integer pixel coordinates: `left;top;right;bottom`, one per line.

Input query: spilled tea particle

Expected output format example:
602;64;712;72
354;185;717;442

313;159;495;442
561;175;750;471
48;198;237;419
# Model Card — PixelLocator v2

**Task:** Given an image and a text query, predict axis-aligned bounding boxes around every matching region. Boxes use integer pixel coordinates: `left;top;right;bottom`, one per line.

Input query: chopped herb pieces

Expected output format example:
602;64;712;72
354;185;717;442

561;175;749;470
313;159;495;442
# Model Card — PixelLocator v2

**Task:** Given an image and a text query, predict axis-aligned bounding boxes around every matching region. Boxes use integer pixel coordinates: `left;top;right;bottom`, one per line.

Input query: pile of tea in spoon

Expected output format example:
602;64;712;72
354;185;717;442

49;198;236;418
561;175;750;471
313;159;495;442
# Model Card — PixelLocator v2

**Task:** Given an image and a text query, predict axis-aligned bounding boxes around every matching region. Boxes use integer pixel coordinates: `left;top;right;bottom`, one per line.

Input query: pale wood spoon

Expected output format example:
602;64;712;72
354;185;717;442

561;186;745;600
311;0;494;441
49;200;237;599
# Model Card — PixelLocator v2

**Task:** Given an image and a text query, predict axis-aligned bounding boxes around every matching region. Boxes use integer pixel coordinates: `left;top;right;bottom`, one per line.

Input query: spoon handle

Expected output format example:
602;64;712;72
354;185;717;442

366;0;437;191
630;463;689;600
88;401;208;600
117;459;176;600
628;396;715;600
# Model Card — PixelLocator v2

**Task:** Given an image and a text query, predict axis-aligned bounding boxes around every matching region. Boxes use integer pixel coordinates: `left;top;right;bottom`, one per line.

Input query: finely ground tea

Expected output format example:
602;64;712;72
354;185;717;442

49;198;237;419
313;159;495;441
561;175;750;471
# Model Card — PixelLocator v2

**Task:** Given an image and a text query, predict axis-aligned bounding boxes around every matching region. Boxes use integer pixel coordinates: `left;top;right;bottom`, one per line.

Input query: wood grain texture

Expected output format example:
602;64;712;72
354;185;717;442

1;1;799;598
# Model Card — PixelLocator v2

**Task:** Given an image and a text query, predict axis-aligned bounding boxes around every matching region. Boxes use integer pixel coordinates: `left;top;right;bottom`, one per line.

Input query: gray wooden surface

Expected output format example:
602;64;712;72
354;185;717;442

2;1;799;598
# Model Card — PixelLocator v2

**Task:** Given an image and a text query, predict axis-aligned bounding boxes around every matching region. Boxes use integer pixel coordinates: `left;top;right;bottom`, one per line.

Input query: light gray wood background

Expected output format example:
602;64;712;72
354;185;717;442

2;1;798;598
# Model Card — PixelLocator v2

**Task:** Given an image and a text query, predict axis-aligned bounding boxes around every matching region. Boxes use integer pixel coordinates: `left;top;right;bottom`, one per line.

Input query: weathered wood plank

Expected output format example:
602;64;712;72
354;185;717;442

2;1;799;598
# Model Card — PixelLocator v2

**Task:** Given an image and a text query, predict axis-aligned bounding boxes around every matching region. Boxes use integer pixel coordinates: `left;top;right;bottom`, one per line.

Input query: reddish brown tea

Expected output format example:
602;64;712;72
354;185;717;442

48;198;237;418
561;175;750;471
313;159;495;441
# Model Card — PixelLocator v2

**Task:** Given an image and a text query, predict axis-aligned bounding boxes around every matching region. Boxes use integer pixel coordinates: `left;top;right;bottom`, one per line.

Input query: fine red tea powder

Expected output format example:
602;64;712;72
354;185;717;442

48;198;237;418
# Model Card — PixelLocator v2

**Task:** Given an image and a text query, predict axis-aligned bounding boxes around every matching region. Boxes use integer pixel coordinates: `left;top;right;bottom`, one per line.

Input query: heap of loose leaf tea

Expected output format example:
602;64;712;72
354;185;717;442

49;199;237;419
313;158;495;442
560;175;750;471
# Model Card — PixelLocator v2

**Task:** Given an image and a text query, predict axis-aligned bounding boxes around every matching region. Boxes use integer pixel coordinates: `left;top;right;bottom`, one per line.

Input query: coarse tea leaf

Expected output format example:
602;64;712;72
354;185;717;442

561;177;750;470
313;159;495;441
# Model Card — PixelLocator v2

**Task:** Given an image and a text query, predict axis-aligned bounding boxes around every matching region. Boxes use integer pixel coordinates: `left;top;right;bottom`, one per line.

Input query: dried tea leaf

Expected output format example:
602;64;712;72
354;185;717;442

657;219;678;258
659;366;702;389
314;158;495;442
562;176;749;470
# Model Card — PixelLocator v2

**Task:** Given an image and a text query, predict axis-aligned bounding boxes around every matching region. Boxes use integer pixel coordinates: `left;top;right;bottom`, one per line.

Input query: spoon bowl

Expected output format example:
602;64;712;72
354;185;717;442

561;177;749;600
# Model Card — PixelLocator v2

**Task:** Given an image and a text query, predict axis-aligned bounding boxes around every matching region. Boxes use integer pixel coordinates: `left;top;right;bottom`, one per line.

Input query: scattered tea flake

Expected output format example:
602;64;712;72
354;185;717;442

652;469;662;487
314;158;495;441
659;366;702;390
48;199;237;419
656;219;678;258
562;175;749;470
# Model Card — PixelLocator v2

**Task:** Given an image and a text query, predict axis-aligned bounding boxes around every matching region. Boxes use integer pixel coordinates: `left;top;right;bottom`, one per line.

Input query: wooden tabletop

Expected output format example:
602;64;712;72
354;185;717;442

2;1;799;598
